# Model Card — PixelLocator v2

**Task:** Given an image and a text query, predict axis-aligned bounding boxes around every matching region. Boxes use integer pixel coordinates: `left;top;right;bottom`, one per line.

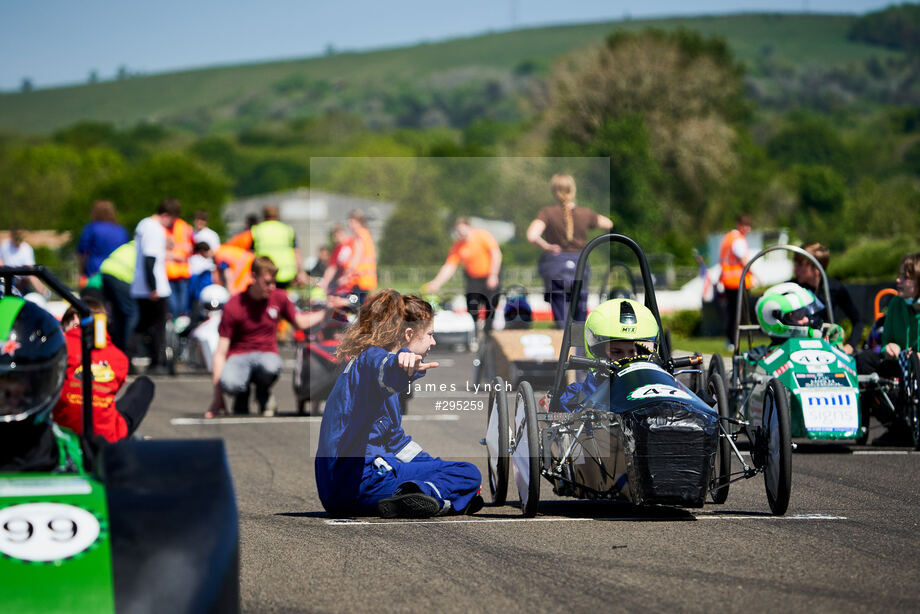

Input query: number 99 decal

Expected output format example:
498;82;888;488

0;503;101;563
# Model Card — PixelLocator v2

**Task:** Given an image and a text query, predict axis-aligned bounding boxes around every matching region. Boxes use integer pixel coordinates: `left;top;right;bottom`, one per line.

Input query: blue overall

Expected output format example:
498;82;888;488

558;370;602;411
315;346;481;517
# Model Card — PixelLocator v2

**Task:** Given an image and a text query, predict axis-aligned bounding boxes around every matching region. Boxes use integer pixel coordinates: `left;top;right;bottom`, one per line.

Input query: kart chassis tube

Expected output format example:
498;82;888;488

1;265;95;438
549;234;666;411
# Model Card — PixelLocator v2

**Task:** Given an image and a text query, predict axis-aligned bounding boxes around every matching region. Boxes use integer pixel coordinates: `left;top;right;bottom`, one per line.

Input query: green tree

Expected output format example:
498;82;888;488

86;153;231;234
543;28;748;254
0;143;124;231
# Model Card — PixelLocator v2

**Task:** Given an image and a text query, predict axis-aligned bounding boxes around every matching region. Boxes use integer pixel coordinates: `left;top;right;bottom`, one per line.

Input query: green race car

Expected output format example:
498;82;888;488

0;266;239;613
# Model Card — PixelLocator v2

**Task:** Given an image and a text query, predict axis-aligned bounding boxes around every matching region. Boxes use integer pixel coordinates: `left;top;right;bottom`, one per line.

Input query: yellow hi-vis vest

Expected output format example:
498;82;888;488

251;220;297;283
99;241;136;284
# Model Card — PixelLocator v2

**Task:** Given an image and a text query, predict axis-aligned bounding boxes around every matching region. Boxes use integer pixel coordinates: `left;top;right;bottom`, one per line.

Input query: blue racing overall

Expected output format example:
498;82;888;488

315;346;481;516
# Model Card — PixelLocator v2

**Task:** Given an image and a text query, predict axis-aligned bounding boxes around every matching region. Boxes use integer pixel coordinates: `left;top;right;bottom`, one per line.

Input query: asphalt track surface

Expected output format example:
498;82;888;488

139;345;920;614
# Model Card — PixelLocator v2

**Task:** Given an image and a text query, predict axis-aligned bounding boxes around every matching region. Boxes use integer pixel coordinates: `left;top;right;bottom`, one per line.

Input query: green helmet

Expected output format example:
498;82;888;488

584;298;659;359
755;282;824;338
0;297;67;425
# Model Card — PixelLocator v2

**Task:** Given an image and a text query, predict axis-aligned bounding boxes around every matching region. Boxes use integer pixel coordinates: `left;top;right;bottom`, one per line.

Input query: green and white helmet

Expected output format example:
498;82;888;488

755;282;824;338
584;298;659;359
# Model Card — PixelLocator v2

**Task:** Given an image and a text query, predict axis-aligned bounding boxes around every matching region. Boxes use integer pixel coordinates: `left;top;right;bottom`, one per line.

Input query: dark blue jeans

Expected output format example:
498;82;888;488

168;278;189;316
538;252;590;328
102;274;139;353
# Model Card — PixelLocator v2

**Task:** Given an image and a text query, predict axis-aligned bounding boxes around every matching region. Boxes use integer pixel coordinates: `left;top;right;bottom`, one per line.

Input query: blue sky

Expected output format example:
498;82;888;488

0;0;901;91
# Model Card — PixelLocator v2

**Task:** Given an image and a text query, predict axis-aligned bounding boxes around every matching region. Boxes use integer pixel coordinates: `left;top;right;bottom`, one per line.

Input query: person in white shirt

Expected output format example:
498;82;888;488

130;200;178;374
0;228;46;294
193;210;221;253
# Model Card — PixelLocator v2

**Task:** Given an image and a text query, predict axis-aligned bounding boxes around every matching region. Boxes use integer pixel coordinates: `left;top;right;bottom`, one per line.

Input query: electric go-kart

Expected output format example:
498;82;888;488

0;266;239;613
710;245;868;446
857;289;920;449
292;291;358;415
482;234;792;517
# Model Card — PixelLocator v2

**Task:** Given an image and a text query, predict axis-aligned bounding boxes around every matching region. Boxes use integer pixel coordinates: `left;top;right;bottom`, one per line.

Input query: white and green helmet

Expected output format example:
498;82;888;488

584;298;659;359
755;282;824;338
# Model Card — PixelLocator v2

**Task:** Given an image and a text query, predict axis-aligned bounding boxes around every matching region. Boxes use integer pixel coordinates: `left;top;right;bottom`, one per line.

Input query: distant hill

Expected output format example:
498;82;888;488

0;12;902;135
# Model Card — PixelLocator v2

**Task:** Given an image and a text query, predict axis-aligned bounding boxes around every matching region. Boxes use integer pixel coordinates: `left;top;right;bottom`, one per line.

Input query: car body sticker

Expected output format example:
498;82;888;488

0;502;102;563
627;384;692;401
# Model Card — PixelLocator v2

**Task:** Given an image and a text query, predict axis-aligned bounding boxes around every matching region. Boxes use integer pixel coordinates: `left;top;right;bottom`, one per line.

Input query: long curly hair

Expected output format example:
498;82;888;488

336;290;434;360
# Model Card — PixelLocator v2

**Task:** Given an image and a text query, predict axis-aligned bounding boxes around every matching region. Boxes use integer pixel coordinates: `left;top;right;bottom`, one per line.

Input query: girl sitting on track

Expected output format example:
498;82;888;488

315;290;483;518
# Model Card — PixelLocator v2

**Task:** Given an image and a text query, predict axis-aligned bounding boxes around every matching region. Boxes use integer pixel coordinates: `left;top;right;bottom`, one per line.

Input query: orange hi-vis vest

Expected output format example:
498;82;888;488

719;229;753;290
347;226;377;291
166;218;194;280
214;244;255;295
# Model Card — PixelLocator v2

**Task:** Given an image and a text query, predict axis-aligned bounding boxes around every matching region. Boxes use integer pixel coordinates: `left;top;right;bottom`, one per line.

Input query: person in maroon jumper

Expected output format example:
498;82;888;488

206;257;322;417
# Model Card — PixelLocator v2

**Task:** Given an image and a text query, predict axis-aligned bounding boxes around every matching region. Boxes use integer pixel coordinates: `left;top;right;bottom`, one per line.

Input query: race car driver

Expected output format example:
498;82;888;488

558;298;659;411
755;282;839;344
0;296;82;472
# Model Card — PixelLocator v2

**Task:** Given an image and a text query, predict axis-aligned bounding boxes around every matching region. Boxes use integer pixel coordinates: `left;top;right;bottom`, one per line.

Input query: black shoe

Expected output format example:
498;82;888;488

463;494;484;516
231;393;249;415
377;493;441;518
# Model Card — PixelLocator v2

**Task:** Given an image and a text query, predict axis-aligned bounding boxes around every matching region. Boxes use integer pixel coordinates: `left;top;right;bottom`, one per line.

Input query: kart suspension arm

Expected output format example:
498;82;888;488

720;423;755;476
557;422;585;469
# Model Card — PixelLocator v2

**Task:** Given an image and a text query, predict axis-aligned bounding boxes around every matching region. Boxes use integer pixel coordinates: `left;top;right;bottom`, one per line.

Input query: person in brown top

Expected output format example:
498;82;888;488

526;173;613;327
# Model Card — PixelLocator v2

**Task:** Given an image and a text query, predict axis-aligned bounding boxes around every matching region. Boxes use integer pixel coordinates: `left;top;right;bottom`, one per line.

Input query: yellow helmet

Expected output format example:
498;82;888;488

584;298;659;359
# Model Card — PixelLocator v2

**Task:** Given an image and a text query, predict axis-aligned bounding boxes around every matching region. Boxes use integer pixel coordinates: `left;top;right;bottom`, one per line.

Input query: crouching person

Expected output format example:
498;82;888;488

53;299;153;442
207;257;322;417
315;290;482;518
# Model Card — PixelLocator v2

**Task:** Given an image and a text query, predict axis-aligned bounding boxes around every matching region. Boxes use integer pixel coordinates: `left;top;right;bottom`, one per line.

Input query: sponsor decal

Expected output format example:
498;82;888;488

798;390;859;433
73;361;116;384
790;349;836;366
773;362;792;376
764;348;785;364
627;384;692;401
1;337;20;356
794;373;850;389
806;365;830;373
617;362;665;377
799;340;823;349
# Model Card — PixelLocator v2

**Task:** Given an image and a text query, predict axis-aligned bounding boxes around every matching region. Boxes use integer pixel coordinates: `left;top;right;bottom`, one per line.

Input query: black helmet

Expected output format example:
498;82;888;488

0;297;67;425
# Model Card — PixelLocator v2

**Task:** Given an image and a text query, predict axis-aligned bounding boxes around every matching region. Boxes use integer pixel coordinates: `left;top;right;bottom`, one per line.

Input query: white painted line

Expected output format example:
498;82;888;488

324;513;846;525
170;414;461;426
694;513;847;521
853;450;915;455
326;517;593;526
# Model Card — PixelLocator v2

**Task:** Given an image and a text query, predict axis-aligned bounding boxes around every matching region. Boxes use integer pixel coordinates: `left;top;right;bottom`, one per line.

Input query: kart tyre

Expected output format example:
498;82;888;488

906;352;920;451
708;353;726;388
473;337;495;386
708;353;731;414
485;376;510;505
298;352;343;402
708;372;731;504
762;378;792;516
512;380;540;517
104;439;239;613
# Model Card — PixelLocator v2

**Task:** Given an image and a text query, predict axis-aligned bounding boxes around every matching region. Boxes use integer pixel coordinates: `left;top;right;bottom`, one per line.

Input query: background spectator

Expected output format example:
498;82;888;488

193;209;221;252
76;200;128;286
526;174;612;328
130;199;177;374
424;218;503;333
